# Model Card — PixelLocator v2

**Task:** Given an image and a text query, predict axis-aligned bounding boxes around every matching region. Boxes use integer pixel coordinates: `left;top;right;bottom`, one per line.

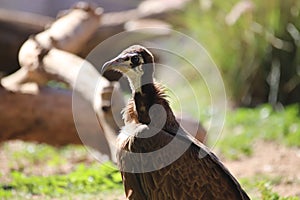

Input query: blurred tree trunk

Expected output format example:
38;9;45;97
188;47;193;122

0;87;111;155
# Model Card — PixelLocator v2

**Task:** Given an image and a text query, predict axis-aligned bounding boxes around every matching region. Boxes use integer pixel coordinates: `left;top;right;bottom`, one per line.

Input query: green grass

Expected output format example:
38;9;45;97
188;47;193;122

5;162;121;197
240;176;300;200
0;142;122;199
215;104;300;159
1;162;122;198
1;141;299;199
10;142;67;167
257;181;299;200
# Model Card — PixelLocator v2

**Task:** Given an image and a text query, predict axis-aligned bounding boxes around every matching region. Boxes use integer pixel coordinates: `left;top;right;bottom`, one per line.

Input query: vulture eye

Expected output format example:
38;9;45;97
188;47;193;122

131;55;140;66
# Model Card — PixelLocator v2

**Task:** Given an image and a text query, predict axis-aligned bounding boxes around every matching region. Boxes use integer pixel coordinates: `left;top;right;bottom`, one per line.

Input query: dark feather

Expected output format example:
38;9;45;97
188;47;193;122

117;125;250;200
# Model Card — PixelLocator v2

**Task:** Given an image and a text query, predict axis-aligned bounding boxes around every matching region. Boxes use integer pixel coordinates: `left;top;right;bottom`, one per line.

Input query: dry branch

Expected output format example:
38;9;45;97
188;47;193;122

0;2;124;162
1;2;103;93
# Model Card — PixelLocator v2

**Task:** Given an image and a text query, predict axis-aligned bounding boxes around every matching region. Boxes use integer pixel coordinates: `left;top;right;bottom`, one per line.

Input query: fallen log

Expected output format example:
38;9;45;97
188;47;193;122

0;2;125;162
0;87;111;156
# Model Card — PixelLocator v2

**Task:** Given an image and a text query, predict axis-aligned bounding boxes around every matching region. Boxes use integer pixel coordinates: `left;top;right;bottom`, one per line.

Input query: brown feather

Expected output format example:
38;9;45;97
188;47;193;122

122;98;139;124
107;45;250;200
117;83;250;200
118;126;250;199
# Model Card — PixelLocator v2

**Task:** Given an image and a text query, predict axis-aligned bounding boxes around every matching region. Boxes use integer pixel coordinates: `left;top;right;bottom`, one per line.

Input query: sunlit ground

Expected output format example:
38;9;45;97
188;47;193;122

1;102;299;199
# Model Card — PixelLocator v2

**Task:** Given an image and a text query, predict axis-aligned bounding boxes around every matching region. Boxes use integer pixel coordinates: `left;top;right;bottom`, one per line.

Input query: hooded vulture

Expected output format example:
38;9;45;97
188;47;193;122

102;45;250;200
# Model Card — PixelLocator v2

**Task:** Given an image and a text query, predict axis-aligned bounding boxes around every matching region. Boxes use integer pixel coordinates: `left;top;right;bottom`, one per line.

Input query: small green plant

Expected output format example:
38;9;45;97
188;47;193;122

11;142;66;166
258;181;300;200
0;187;12;199
239;176;299;200
213;104;300;159
2;162;122;197
0;142;123;198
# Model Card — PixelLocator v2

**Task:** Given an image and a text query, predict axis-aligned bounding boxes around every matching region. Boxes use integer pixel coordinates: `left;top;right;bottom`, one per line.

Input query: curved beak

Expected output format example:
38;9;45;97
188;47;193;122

101;56;129;75
101;59;117;74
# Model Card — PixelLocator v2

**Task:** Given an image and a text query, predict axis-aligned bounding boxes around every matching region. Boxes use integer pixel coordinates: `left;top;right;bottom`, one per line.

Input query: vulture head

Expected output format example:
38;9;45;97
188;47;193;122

102;45;155;93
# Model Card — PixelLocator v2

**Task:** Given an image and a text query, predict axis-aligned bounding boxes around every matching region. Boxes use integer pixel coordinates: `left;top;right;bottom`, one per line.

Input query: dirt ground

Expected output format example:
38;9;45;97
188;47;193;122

0;140;299;199
224;140;300;197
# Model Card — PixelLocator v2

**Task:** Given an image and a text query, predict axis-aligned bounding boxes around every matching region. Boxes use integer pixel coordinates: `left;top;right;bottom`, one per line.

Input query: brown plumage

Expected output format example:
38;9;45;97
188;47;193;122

102;45;250;200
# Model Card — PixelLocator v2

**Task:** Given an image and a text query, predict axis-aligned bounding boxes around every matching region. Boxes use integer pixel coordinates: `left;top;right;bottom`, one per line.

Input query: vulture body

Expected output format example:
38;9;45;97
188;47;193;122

102;45;250;200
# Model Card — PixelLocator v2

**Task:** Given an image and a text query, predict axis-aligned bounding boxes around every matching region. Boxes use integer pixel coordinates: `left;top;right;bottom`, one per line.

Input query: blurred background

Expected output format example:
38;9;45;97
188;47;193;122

1;0;299;106
0;0;299;199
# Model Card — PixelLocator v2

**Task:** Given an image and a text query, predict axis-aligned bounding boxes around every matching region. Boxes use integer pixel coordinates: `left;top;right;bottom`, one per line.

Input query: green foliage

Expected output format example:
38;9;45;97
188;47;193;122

0;187;12;199
177;0;300;106
0;142;122;198
2;162;122;197
2;141;299;199
258;181;300;200
239;176;299;200
11;142;67;167
214;104;300;159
